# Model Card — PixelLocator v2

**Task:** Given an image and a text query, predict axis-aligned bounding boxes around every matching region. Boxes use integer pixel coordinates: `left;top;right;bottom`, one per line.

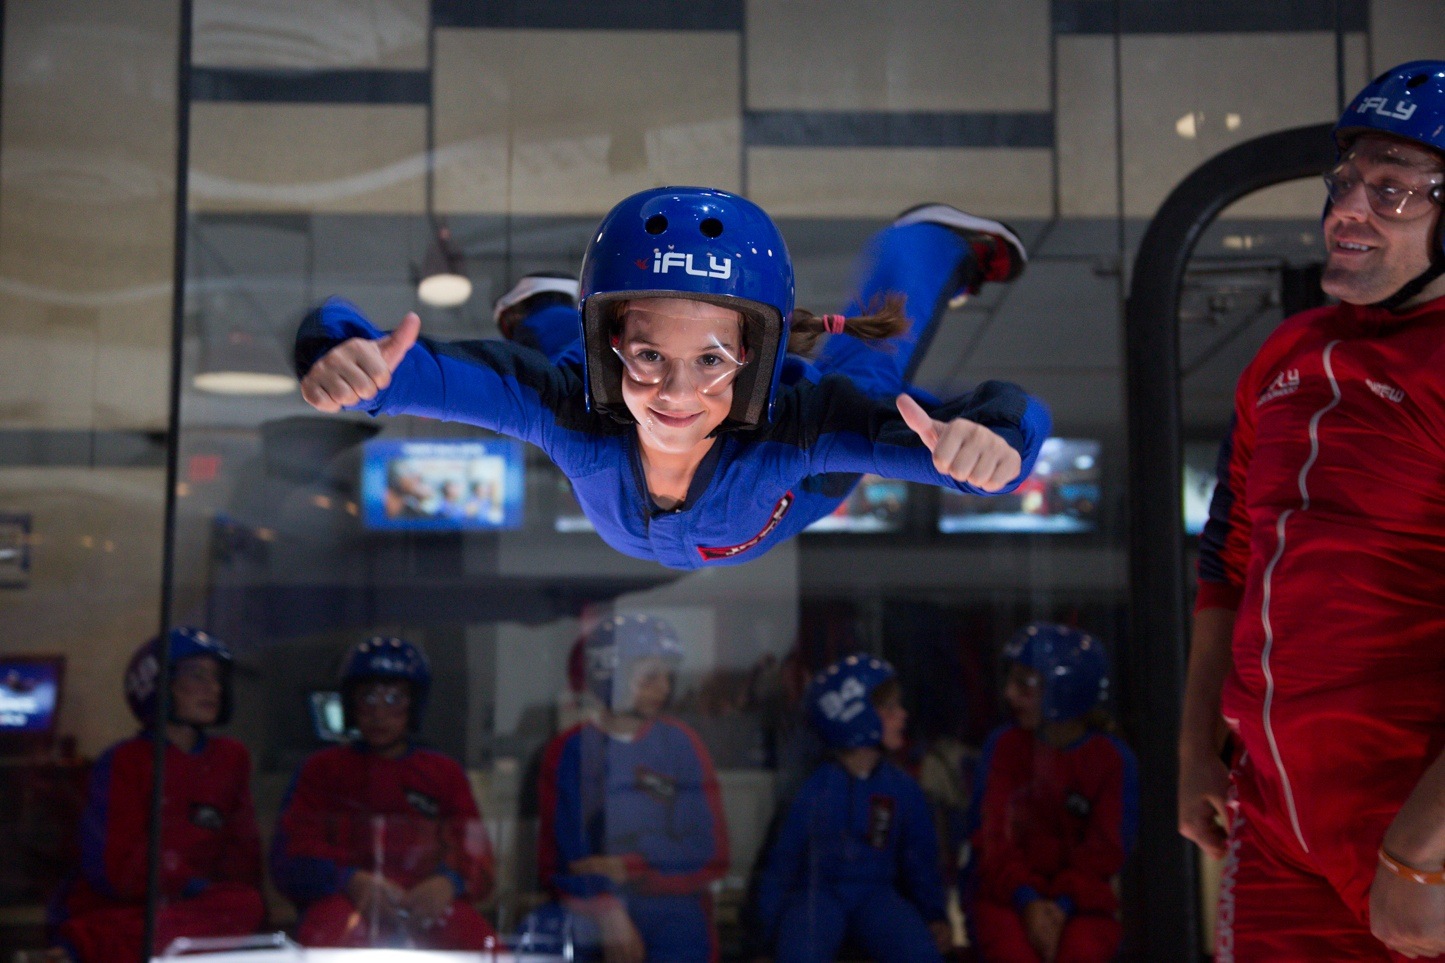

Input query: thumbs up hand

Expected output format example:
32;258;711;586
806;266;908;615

301;312;421;413
896;393;1021;492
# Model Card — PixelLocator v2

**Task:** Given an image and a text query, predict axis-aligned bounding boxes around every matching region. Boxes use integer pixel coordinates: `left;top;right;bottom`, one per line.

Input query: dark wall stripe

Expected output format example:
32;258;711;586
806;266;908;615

0;431;165;468
746;111;1054;149
434;0;743;31
1054;0;1368;34
190;68;430;105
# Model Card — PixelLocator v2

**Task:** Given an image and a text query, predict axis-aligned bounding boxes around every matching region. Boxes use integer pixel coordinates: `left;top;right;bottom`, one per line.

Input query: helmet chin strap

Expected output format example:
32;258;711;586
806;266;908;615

1373;251;1445;312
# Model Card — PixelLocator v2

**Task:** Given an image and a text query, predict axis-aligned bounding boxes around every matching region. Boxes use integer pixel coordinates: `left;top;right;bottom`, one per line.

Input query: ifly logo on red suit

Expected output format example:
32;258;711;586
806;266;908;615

1354;96;1418;121
1255;369;1300;408
646;250;733;280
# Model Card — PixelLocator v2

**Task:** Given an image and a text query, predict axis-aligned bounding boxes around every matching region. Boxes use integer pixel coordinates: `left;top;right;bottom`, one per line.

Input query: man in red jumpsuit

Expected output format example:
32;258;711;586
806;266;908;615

271;636;496;948
54;628;265;962
1178;61;1445;961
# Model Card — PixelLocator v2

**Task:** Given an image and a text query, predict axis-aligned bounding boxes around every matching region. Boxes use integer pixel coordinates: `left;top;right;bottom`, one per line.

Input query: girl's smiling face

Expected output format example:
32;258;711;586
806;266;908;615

615;298;746;458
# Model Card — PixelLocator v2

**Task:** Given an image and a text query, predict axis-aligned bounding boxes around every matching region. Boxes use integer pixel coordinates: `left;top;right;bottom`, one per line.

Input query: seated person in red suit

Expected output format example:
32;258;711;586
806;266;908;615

53;628;265;962
271;636;496;949
968;623;1139;963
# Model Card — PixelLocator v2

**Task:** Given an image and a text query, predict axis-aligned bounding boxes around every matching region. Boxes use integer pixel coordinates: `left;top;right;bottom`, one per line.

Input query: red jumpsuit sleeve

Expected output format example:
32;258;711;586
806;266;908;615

1049;737;1137;914
216;741;263;889
80;741;199;900
973;730;1048;906
272;752;357;903
1195;351;1262;612
439;760;494;901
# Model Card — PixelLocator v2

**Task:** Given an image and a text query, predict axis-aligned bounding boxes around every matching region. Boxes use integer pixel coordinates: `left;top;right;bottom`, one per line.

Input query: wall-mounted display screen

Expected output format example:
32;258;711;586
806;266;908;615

938;438;1101;534
308;690;349;743
805;475;908;533
361;438;525;531
0;655;63;735
1183;440;1223;536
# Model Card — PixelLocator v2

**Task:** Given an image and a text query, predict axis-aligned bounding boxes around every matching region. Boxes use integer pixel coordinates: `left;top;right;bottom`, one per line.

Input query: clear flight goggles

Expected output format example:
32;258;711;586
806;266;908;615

1324;150;1445;222
611;337;748;395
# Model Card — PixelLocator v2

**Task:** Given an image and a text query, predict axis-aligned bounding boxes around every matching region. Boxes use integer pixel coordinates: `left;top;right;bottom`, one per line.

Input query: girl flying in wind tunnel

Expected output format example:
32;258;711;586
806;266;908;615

295;187;1050;570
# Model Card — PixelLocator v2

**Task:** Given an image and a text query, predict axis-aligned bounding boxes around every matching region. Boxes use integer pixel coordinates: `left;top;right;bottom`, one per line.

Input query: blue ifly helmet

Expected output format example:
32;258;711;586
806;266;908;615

578;186;795;429
807;655;897;749
1331;61;1445;307
124;627;234;727
340;636;432;730
1003;622;1110;723
578;614;684;713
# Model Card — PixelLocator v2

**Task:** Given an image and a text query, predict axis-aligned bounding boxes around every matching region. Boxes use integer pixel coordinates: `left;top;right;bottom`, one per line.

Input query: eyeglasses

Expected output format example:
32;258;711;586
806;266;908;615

1323;161;1445;221
357;685;410;708
611;341;748;396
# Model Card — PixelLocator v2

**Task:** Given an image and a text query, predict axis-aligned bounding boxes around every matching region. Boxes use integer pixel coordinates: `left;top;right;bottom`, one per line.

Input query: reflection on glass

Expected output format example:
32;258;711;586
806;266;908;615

939;438;1101;534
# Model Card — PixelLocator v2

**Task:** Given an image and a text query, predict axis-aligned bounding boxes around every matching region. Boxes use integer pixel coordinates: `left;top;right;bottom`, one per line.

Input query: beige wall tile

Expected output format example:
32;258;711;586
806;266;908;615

193;0;428;69
1371;0;1445;75
1057;36;1118;218
190;103;427;213
747;0;1049;111
1120;33;1341;219
434;29;742;215
747;147;1052;218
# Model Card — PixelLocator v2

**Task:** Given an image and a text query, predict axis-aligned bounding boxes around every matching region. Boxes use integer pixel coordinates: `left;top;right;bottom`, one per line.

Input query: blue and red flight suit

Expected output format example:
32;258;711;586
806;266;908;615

537;716;729;962
55;733;265;963
271;741;496;948
755;758;948;963
968;724;1138;963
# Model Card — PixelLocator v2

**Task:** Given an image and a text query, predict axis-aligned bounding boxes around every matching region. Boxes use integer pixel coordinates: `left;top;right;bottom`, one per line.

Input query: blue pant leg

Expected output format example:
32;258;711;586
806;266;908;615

513;303;585;367
814;223;974;400
628;894;714;963
846;888;946;963
774;889;849;963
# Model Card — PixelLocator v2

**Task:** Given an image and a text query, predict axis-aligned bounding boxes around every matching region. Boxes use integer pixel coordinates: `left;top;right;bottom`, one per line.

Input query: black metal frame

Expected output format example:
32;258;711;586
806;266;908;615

1122;122;1335;960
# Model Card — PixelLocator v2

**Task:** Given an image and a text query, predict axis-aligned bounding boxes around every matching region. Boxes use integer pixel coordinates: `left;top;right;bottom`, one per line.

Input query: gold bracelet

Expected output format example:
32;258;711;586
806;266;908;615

1378;847;1445;885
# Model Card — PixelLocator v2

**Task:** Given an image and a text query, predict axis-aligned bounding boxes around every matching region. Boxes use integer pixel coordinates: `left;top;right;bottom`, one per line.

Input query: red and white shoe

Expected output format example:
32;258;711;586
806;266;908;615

894;203;1027;303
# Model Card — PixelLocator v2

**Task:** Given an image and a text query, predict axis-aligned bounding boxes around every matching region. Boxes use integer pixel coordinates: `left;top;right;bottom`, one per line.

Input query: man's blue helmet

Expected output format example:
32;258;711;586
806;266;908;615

578;186;796;429
578;614;684;713
339;636;431;730
124;627;234;726
807;655;896;749
1003;622;1110;723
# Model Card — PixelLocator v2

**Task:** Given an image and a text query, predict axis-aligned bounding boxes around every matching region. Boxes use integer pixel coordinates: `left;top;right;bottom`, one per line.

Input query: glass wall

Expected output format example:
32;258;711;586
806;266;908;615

1;2;1442;961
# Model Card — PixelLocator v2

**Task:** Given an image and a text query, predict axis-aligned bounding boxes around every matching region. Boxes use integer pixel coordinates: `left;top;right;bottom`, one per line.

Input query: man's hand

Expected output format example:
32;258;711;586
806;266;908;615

301;311;421;413
1178;748;1231;859
1023;899;1065;963
596;901;646;963
896;394;1021;491
402;874;456;930
345;870;405;924
569;855;631;886
1370;861;1445;958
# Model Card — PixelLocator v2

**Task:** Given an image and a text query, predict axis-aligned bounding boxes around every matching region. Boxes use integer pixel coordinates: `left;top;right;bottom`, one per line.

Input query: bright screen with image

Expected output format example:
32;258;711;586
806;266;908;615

805;474;909;533
938;438;1101;534
361;438;525;531
1183;440;1223;536
308;690;348;742
0;657;62;733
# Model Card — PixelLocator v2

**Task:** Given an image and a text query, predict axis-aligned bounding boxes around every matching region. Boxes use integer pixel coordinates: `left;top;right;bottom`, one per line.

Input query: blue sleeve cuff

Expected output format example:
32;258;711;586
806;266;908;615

1055;895;1076;917
1012;885;1043;913
440;867;467;900
181;877;209;899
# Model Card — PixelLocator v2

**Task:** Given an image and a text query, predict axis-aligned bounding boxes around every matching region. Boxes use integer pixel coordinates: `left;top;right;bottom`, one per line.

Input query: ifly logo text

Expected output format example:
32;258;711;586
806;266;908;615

652;251;732;280
1356;96;1418;122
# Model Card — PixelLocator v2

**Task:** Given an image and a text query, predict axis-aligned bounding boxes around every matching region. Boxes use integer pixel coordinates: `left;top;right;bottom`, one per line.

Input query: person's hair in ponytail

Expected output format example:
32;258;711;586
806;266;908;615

786;293;909;356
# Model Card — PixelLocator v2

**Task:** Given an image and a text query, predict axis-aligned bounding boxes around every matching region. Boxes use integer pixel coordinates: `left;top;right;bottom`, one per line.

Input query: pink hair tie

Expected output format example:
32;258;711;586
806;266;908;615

822;313;846;335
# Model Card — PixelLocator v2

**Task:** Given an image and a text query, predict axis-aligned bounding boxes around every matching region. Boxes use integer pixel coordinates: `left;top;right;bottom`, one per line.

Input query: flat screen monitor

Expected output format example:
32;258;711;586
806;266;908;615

308;690;349;743
938;438;1101;534
361;437;525;531
0;655;64;753
1183;440;1223;536
805;474;909;533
